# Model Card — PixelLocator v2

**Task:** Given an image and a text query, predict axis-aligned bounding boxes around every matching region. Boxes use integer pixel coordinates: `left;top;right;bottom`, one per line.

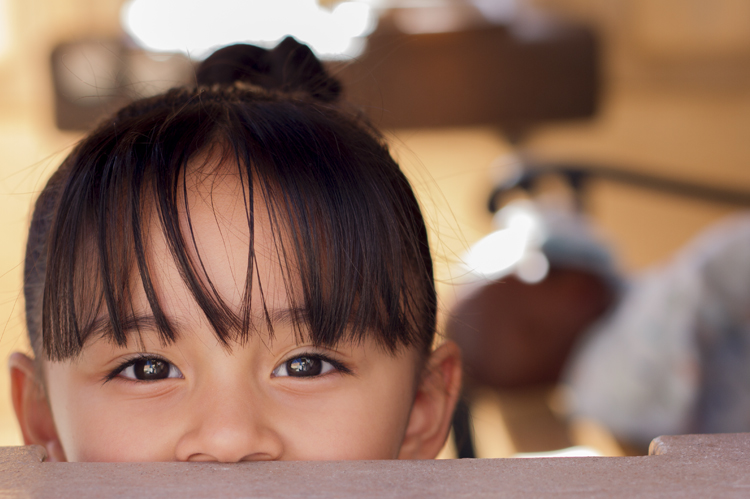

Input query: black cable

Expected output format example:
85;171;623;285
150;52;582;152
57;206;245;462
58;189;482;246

451;396;476;459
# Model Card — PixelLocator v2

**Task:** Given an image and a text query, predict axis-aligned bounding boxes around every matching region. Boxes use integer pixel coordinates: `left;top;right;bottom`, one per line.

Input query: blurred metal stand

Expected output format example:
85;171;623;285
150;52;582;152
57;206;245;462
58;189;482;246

489;161;750;214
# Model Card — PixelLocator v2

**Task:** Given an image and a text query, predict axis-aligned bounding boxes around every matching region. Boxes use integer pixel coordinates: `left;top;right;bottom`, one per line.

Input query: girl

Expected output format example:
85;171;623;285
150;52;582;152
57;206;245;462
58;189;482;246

9;38;461;462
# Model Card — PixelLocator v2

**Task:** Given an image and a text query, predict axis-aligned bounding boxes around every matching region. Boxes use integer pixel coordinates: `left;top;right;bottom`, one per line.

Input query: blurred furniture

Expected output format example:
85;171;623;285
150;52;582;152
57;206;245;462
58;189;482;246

451;387;631;458
51;41;194;130
333;14;597;138
51;7;598;134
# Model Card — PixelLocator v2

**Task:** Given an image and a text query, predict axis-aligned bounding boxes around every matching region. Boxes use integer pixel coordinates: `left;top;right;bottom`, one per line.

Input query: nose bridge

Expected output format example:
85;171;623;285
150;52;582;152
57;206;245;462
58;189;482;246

175;373;282;462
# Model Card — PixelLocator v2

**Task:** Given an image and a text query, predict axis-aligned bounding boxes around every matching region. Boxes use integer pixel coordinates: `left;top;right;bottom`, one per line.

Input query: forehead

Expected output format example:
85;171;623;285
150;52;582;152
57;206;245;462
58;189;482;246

143;155;293;317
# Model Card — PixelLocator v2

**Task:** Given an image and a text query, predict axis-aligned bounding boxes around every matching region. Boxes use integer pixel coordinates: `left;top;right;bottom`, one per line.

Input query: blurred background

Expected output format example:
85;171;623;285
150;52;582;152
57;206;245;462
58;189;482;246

1;0;750;456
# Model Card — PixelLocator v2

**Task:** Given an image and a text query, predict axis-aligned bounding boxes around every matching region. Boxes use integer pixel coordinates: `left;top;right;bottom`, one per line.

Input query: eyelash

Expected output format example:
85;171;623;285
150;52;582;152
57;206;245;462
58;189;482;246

104;354;181;383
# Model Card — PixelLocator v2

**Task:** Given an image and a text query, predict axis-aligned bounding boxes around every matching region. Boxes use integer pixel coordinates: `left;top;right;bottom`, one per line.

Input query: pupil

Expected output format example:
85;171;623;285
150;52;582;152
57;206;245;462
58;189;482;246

287;357;322;377
134;359;168;380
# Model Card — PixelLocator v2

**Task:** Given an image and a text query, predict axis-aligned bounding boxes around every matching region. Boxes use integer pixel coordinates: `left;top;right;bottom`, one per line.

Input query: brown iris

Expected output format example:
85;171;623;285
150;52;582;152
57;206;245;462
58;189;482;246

287;357;322;377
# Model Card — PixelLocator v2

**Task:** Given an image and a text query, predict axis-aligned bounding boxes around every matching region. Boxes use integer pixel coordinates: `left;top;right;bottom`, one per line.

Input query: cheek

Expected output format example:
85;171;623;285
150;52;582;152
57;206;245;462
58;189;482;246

46;370;180;462
274;373;417;460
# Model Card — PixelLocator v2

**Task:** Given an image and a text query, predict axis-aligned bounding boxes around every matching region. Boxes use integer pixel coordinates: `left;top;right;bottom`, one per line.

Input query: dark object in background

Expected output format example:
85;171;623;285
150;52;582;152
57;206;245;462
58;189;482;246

448;270;612;390
51;41;194;130
51;41;129;131
451;397;476;458
334;18;598;138
51;18;597;133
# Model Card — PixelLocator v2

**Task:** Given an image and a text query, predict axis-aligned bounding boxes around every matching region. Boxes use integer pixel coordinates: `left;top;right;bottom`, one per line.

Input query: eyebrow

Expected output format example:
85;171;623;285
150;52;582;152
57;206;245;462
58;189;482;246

83;314;166;343
84;308;313;343
267;308;311;327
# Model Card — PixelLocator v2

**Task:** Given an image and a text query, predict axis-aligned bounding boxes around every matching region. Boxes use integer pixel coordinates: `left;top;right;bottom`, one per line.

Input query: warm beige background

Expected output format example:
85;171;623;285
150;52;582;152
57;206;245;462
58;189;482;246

2;0;750;445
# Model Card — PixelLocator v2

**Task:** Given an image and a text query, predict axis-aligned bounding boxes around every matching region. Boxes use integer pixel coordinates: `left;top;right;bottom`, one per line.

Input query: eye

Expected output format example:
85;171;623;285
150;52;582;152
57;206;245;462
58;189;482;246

272;354;340;378
115;356;183;381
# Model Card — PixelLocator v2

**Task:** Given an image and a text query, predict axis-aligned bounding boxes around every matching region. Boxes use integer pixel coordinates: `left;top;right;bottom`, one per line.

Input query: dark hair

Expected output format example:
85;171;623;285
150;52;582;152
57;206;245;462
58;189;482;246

25;37;436;361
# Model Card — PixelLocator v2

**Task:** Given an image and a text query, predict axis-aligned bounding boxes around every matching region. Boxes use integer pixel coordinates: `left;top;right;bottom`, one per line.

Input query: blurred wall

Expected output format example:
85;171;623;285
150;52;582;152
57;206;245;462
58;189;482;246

1;0;750;445
0;0;126;445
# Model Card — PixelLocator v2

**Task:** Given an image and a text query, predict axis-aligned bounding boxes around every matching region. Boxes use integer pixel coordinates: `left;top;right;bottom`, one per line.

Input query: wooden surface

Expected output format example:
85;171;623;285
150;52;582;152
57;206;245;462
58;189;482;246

0;434;747;498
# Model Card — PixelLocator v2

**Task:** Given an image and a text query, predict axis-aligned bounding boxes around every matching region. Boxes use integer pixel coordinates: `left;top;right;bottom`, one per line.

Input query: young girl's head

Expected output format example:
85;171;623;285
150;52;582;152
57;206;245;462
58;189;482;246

10;38;461;462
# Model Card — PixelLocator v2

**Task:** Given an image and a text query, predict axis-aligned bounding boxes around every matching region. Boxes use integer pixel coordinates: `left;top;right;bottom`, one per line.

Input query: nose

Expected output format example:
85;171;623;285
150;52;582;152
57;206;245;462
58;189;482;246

174;382;283;462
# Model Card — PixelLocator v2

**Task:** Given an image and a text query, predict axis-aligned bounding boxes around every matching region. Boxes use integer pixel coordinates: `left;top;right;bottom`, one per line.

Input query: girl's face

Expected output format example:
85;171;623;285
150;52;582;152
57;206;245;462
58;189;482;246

11;162;462;462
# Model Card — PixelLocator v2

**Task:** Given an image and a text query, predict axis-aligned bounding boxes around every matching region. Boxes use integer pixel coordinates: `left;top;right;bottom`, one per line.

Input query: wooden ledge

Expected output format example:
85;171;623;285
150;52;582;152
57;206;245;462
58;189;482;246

649;433;750;461
0;434;748;498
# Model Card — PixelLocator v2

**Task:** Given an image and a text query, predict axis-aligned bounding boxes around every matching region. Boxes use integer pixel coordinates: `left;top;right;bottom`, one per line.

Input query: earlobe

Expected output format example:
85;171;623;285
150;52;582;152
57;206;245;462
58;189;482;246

398;340;462;460
9;352;66;461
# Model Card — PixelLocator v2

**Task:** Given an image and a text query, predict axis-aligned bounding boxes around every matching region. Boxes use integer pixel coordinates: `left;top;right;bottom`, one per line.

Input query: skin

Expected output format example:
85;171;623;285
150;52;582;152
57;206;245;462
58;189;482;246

10;158;462;462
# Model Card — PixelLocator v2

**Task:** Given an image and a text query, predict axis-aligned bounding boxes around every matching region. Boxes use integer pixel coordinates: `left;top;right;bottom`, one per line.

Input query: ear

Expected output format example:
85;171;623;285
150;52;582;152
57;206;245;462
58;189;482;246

9;352;66;461
398;340;462;459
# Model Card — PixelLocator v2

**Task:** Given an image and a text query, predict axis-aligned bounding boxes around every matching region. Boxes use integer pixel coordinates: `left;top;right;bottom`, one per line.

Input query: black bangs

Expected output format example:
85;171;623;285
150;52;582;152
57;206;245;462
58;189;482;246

29;85;436;361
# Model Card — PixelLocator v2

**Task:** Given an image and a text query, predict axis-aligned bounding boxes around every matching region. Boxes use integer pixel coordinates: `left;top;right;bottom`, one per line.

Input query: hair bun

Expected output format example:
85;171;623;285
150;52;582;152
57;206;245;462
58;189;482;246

196;37;342;102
